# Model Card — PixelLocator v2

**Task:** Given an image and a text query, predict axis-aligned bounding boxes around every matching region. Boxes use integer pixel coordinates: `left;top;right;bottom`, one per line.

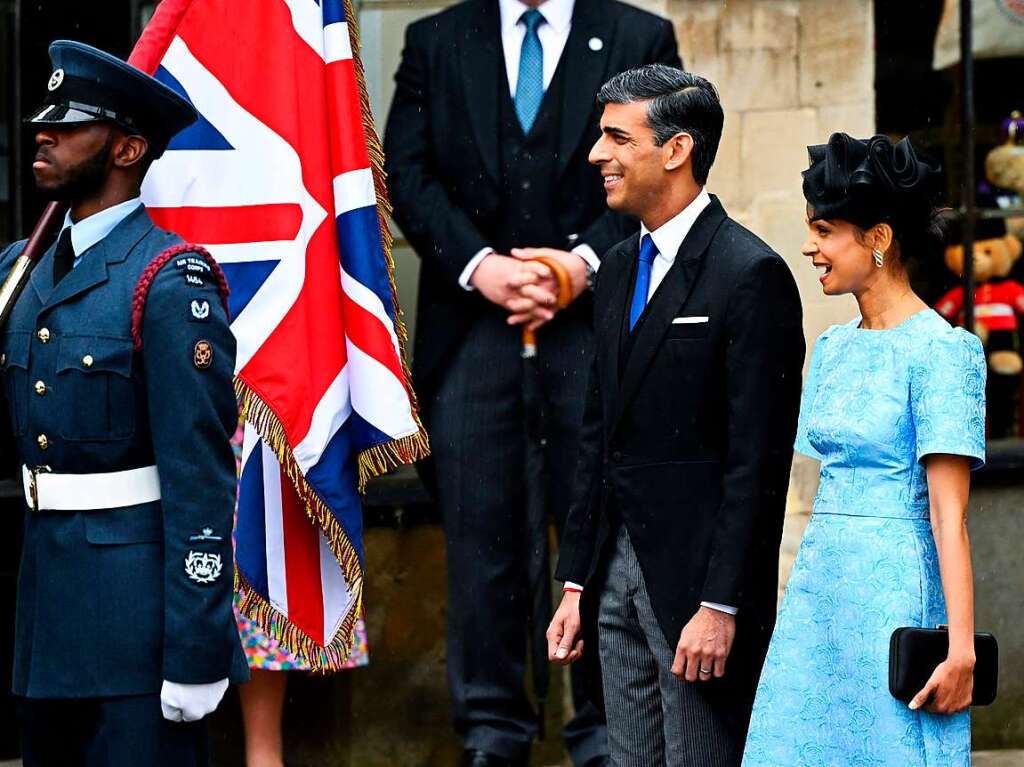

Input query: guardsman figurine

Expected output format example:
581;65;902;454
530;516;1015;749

1;41;246;766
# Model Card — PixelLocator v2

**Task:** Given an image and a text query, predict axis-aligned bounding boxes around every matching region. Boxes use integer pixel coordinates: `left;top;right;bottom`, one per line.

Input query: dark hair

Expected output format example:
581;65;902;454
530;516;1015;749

596;64;724;186
803;133;946;262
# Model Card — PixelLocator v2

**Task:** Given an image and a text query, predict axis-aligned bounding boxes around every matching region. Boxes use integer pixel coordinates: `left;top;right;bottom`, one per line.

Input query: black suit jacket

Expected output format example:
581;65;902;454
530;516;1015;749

555;197;805;692
383;0;680;398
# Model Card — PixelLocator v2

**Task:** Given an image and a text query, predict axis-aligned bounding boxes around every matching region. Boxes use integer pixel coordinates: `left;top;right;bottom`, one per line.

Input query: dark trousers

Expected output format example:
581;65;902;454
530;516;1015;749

17;694;208;767
430;309;607;765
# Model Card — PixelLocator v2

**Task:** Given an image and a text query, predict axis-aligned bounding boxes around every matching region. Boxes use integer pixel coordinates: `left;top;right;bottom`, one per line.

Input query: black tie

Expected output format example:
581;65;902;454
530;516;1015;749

52;228;75;285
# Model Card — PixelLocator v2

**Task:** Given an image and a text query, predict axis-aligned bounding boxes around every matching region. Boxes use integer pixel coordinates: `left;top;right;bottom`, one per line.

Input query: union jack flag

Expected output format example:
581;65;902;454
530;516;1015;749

130;0;428;668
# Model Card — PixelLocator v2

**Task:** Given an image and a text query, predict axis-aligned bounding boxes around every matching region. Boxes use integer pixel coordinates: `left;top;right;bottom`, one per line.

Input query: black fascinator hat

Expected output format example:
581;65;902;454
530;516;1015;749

802;133;941;247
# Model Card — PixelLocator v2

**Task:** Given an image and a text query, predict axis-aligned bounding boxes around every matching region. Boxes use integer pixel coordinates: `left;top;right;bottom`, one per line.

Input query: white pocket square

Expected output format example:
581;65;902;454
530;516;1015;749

671;316;709;324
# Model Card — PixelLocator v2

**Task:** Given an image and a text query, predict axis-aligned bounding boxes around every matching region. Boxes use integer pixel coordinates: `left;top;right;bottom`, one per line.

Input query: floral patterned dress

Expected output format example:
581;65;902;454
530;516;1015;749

743;309;986;767
230;423;369;671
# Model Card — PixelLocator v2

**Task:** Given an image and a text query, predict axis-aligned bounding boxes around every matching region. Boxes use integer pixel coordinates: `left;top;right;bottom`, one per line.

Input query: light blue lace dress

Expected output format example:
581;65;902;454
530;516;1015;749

742;309;986;767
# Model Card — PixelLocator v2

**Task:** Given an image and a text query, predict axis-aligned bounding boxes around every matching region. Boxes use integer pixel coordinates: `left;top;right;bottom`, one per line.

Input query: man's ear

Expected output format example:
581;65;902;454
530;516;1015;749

664;132;694;172
112;133;150;169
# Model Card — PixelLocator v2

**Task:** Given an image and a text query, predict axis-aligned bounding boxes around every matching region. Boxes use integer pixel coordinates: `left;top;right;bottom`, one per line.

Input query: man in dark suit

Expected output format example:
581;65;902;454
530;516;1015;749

383;2;679;765
546;65;805;766
2;41;245;766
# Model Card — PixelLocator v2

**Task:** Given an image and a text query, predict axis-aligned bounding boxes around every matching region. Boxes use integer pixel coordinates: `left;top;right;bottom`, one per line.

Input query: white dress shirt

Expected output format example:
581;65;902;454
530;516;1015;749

499;0;574;96
60;196;143;263
458;0;601;290
639;187;711;300
565;189;737;616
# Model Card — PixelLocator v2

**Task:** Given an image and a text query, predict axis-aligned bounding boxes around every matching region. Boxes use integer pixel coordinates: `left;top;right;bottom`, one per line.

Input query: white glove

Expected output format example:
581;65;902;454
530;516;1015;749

160;678;229;722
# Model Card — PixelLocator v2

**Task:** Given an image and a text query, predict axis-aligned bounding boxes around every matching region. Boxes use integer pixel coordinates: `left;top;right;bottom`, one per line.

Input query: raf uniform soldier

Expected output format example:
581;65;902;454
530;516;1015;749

1;41;246;766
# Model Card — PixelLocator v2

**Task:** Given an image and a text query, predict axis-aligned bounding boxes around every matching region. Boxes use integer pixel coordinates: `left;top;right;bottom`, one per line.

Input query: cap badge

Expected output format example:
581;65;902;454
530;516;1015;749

47;69;64;92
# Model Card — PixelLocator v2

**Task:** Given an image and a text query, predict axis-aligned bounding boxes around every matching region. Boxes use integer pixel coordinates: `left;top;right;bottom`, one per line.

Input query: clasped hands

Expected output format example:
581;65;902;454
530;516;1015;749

547;594;735;683
470;248;588;331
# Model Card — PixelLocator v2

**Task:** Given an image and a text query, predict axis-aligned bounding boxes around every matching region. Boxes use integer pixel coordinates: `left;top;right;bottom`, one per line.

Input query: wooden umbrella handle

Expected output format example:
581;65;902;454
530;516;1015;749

521;255;573;357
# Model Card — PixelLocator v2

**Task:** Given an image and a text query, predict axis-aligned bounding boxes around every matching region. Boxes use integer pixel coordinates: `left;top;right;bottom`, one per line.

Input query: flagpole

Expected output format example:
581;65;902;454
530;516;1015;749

0;201;67;330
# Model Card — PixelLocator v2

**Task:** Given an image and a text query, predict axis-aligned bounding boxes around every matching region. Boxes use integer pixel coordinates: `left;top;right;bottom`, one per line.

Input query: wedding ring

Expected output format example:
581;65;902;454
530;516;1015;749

699;667;713;674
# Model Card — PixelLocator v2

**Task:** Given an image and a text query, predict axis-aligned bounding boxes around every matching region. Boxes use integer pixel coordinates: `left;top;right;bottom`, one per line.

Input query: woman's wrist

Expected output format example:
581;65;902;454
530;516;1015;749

946;645;976;669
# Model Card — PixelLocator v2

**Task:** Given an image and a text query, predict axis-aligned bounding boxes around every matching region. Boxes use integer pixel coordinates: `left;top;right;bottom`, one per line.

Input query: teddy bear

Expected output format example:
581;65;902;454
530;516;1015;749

985;111;1024;198
936;215;1024;437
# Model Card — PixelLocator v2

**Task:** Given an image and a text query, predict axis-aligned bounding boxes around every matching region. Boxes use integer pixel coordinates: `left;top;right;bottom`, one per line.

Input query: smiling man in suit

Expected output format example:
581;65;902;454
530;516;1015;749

383;2;679;766
546;65;805;766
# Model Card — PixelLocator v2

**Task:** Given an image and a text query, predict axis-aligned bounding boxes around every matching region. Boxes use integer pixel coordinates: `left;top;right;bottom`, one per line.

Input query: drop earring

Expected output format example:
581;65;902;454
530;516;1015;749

872;248;885;268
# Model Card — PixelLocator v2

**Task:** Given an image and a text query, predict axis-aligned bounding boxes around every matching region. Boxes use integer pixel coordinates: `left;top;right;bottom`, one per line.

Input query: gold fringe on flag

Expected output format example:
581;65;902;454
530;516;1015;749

233;0;431;671
236;379;366;670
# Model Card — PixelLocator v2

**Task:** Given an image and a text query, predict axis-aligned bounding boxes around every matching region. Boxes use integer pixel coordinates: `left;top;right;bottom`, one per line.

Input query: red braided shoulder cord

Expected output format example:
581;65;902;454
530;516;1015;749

131;243;231;351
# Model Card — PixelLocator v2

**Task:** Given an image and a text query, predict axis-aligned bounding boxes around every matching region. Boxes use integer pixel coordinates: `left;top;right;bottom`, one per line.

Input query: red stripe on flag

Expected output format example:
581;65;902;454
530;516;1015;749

280;471;325;646
325;59;371;176
342;292;407;388
239;224;348;443
128;0;196;71
147;204;303;244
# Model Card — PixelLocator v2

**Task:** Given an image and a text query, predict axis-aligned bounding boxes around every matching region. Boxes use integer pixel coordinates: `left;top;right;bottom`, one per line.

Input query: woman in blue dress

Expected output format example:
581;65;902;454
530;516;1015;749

742;133;985;767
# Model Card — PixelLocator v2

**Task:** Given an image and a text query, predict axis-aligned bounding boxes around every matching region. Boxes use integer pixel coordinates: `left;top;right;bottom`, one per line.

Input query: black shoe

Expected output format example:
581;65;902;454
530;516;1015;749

460;749;527;767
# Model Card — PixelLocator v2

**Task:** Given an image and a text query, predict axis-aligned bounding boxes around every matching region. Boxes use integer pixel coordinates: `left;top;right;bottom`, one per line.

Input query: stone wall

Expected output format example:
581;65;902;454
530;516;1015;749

968;479;1024;750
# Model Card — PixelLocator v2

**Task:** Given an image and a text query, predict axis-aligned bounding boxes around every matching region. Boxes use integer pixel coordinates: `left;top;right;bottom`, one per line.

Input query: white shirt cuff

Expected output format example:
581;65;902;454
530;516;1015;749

563;581;585;592
700;601;738;615
571;243;600;272
458;247;495;291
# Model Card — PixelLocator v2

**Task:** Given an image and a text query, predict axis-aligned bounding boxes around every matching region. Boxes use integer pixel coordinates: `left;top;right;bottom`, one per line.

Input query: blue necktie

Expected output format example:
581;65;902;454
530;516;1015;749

515;10;545;133
629;235;658;331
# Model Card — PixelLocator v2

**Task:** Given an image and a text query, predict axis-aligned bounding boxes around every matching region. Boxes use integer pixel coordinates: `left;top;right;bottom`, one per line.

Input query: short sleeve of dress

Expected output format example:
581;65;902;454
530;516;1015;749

794;328;831;460
910;328;987;469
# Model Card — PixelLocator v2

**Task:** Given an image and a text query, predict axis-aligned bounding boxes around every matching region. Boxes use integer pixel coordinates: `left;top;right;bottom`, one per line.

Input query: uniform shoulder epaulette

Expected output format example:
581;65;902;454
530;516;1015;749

131;243;230;351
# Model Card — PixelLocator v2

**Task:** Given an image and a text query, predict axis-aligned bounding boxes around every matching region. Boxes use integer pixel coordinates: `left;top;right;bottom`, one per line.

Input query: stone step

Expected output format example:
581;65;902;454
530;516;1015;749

975;751;1024;767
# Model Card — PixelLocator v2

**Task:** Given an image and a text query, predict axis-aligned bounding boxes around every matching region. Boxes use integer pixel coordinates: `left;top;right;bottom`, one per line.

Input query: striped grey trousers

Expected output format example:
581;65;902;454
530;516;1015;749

598;526;740;767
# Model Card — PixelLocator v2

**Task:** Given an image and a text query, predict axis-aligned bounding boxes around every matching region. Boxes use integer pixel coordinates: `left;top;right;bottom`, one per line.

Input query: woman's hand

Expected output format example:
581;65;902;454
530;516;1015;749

909;654;975;714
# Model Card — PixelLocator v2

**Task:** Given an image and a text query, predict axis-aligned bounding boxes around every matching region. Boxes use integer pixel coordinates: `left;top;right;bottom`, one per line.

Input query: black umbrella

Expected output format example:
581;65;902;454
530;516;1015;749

520;256;572;738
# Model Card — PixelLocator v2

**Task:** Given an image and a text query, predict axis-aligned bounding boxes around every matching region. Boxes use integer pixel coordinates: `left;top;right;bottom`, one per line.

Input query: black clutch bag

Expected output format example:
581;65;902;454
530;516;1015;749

889;626;998;706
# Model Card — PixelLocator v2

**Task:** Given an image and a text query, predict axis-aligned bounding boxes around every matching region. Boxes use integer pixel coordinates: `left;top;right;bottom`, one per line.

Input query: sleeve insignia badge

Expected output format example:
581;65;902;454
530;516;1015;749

193;339;214;369
189;527;224;542
185;551;223;584
190;299;211;321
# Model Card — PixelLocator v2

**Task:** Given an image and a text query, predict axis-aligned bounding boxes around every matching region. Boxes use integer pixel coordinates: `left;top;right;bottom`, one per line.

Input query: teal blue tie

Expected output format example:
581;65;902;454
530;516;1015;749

515;10;545;133
629;235;658;331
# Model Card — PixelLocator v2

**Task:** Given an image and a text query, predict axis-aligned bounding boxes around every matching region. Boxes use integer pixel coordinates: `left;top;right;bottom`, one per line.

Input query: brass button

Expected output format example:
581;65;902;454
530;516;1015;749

82;355;94;368
37;434;49;451
37;328;50;343
34;380;46;396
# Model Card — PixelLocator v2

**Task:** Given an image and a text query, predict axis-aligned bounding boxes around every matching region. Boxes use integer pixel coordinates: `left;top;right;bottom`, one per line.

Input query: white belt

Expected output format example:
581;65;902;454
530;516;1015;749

23;465;162;512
